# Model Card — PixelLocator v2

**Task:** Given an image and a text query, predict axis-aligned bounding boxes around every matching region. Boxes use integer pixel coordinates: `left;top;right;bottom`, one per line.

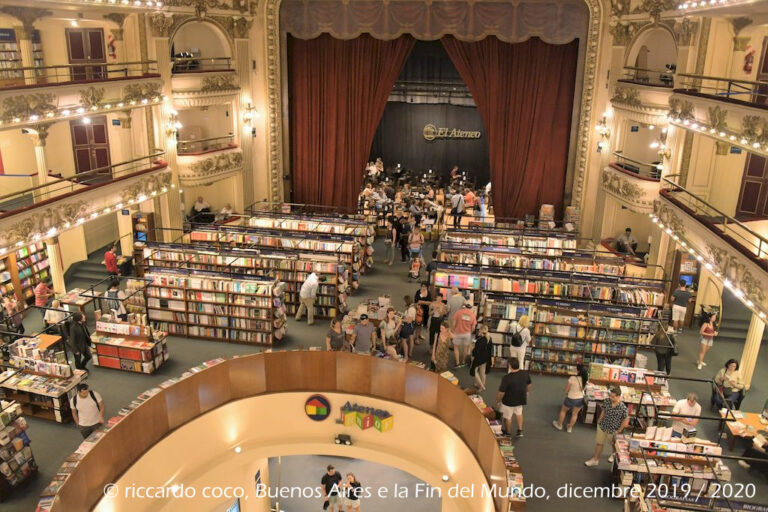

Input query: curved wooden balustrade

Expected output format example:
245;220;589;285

45;351;510;511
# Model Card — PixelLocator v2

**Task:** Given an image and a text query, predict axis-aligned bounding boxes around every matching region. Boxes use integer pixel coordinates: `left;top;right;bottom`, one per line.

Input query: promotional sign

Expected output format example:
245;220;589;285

339;401;393;432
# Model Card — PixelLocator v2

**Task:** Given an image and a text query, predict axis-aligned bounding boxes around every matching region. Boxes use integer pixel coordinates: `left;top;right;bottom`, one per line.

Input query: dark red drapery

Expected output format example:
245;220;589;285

288;34;415;209
441;36;579;218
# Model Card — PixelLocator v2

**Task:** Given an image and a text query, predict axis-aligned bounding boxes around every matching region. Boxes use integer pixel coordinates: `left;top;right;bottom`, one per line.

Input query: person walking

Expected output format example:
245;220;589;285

652;325;675;374
34;278;54;317
295;272;326;326
68;312;92;370
431;321;454;373
584;387;629;466
427;296;447;347
495;358;532;438
105;279;127;321
697;312;718;370
446;286;465;322
351;314;377;354
510;315;531;370
408;226;425;260
670;280;693;333
470;324;492;391
343;473;362;512
450;188;465;228
321;464;343;512
553;364;588;433
326;316;346;351
3;296;24;334
70;383;104;438
398;214;411;262
451;301;477;368
383;219;397;266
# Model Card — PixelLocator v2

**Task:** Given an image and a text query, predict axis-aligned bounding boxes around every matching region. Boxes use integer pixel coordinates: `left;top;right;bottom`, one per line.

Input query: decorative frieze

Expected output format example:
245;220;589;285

707;106;728;133
601;166;659;213
611;86;642;108
632;0;675;22
79;87;106;109
668;97;695;121
123;82;164;103
180;150;243;186
0;93;57;123
705;242;767;306
653;200;687;238
741;115;768;145
200;74;238;92
601;170;643;201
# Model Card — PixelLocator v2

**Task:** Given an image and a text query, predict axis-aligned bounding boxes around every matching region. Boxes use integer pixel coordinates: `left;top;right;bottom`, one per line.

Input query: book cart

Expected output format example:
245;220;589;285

77;277;168;374
0;308;85;423
0;382;38;502
144;240;348;319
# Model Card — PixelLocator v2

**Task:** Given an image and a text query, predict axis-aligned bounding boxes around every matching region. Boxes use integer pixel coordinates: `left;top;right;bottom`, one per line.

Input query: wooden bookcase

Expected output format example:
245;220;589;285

0;28;43;87
0;241;50;306
144;242;346;319
0;369;86;423
146;270;285;345
0;400;37;501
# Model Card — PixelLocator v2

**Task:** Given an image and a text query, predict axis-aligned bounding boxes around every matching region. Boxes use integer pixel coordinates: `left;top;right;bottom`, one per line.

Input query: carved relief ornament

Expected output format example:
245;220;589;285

705;242;767;306
200;74;238;92
611;86;642;108
601;169;644;203
653;200;687;238
0;201;91;249
0;93;57;123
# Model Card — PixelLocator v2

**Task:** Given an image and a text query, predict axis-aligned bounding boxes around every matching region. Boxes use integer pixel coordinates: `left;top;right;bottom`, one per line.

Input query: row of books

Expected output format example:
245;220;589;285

0;402;36;491
444;232;578;250
442;250;624;275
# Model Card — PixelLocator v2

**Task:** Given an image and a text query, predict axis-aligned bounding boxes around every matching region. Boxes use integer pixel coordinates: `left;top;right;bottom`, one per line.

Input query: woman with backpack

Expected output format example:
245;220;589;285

105;279;127;321
510;315;531;369
552;364;588;433
470;324;492;391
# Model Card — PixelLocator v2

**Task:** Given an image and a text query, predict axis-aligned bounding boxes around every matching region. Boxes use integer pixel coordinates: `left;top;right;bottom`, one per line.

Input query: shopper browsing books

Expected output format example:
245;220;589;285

105;279;127;321
2;296;24;334
34;278;54;315
44;299;69;341
713;359;745;408
584;387;629;467
670;280;693;333
68;312;92;370
496;358;532;438
70;383;104;439
414;282;431;341
470;325;492;391
451;301;477;368
553;364;587;433
697;312;718;370
670;393;701;438
321;464;343;512
652;325;676;374
326;316;346;352
449;188;465;228
383;219;397;266
295;272;327;326
510;315;531;370
351;314;377;354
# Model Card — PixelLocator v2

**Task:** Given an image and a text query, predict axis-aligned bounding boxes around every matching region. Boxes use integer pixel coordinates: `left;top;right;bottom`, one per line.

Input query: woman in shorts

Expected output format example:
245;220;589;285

343;473;362;511
552;364;587;433
697;312;718;370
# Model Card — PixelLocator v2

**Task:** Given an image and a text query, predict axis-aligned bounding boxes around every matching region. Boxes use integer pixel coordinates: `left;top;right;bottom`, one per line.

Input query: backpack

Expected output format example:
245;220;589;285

73;390;98;409
106;290;121;315
510;325;524;347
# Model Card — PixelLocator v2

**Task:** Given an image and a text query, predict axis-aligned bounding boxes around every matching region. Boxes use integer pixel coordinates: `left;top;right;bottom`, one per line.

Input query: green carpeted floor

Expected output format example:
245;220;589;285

4;239;768;511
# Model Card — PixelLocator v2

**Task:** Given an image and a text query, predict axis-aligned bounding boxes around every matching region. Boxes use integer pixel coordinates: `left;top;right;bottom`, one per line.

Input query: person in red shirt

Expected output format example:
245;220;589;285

34;278;53;318
464;188;476;215
104;244;119;276
451;301;477;367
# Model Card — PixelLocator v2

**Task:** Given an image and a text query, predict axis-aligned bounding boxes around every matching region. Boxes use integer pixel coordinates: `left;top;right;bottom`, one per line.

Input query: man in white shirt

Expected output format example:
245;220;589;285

616;227;638;255
295;272;326;326
71;383;105;438
193;196;210;213
670;392;701;438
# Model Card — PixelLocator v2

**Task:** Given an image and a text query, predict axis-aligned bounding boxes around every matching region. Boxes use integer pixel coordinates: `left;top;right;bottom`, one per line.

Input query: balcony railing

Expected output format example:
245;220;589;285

0;152;166;216
618;66;675;88
0;61;159;91
612;152;662;180
171;56;233;74
675;73;768;108
177;134;235;155
660;177;768;267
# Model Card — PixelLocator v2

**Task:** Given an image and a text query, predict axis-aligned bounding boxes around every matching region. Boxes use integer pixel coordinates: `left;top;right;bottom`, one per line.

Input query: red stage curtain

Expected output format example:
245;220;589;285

288;34;415;209
441;36;579;218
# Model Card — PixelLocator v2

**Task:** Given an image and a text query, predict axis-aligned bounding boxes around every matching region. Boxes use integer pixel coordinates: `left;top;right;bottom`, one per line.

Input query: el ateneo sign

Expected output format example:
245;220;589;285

423;123;482;141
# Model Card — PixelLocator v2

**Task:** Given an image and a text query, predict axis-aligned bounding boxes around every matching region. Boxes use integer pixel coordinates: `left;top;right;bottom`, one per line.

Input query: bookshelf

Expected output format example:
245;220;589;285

144;242;347;319
90;321;168;374
0;242;51;306
0;400;37;501
146;270;287;345
442;226;579;255
0;28;43;87
132;212;155;277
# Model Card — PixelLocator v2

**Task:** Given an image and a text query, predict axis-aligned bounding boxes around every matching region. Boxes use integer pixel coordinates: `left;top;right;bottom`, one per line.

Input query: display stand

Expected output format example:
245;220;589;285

90;321;168;374
583;365;675;424
0;397;37;502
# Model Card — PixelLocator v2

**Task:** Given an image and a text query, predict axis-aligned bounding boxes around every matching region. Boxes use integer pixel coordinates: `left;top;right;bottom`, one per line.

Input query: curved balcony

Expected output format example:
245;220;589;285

177;134;236;156
0;61;159;92
38;351;510;512
177;146;243;187
171;56;233;75
0;152;170;251
600;154;662;214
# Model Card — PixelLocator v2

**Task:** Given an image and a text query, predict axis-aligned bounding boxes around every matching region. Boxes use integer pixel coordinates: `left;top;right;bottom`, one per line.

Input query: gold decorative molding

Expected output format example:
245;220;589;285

0;201;91;249
123;81;164;103
0;6;52;32
119;110;133;129
149;13;174;37
632;0;675;22
610;0;630;17
200;74;238;92
734;36;751;52
79;86;106;109
601;166;659;212
673;18;698;47
705;241;767;306
0;93;57;123
28;123;52;147
181;150;243;186
707;106;728;133
103;13;128;27
741;115;768;144
601;169;642;201
611;86;642;107
668;97;695;121
653;199;687;237
609;21;643;47
164;0;257;14
119;172;172;203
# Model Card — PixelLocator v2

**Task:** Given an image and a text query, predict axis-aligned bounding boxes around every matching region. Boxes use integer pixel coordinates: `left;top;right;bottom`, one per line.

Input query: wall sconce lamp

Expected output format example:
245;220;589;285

243;103;258;124
649;127;672;161
166;109;182;137
596;115;611;153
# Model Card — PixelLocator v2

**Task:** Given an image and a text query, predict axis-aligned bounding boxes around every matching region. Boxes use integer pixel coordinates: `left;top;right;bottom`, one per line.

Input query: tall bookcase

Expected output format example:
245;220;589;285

0;400;37;501
144;242;346;319
442;226;579;253
146;270;286;345
0;29;43;87
0;242;50;305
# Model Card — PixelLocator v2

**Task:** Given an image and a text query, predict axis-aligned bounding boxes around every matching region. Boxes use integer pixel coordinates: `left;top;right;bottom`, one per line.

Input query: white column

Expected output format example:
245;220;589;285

235;37;256;208
14;25;35;85
118;110;135;162
25;124;51;200
45;237;65;293
117;209;134;256
646;230;669;280
740;312;765;389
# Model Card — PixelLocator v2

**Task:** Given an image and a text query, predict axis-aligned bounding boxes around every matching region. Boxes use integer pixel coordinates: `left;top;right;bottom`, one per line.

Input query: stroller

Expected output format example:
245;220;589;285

408;250;424;281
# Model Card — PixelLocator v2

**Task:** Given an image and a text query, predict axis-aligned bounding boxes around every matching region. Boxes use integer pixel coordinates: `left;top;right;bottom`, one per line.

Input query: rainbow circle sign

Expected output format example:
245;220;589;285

304;394;331;421
340;401;393;432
